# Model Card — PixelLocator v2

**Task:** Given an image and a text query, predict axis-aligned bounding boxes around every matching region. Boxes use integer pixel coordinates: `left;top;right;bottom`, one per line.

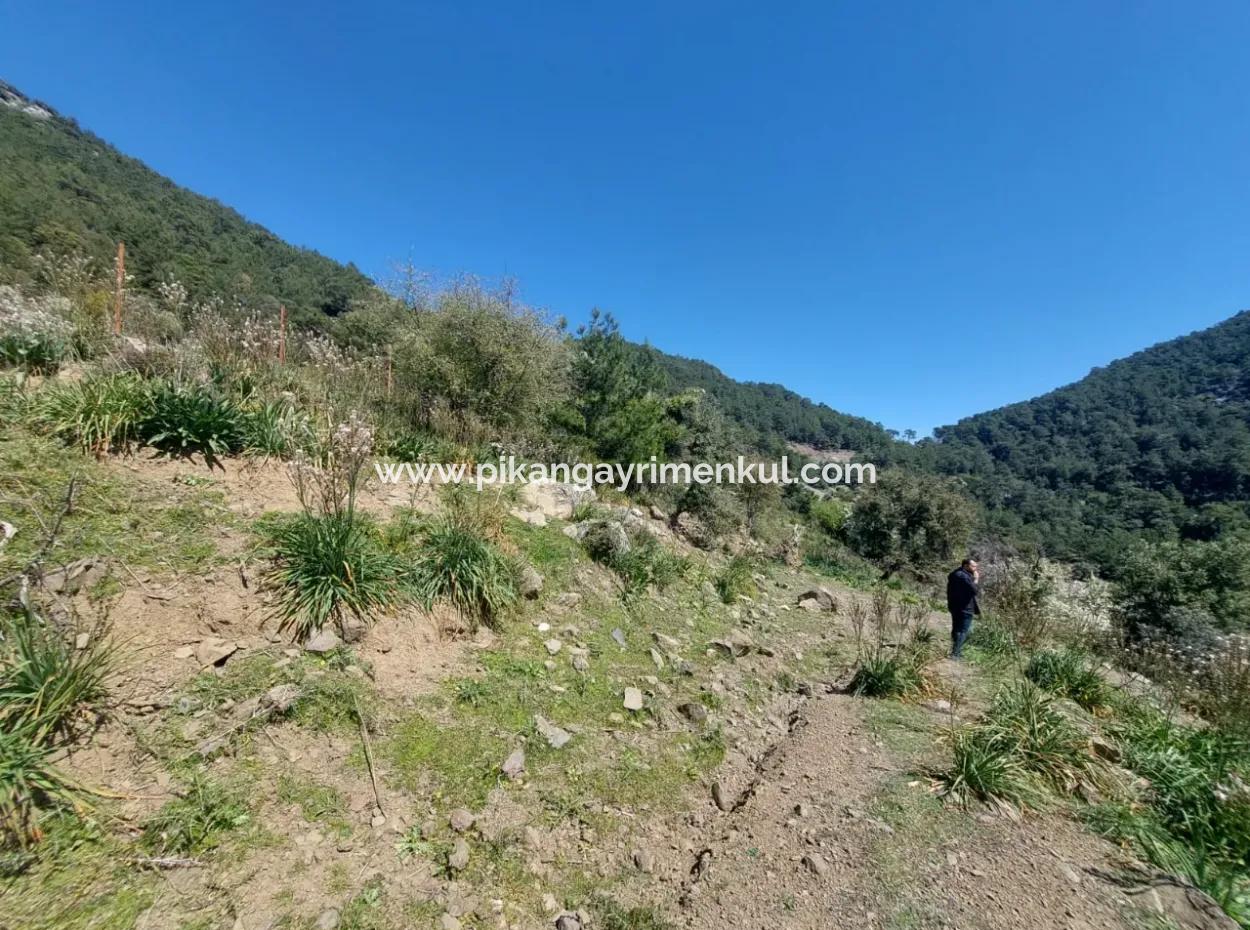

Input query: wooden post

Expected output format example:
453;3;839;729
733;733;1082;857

113;242;125;336
386;345;394;397
278;304;287;365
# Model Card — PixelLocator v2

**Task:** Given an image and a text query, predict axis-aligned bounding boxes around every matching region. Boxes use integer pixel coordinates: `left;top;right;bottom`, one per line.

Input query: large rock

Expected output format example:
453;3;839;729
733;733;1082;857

518;563;544;599
304;628;342;653
194;638;238;668
796;587;837;611
1125;875;1242;930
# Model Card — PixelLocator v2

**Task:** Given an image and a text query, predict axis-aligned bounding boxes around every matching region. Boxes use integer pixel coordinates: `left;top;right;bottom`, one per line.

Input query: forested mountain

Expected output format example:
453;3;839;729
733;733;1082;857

4;76;1250;568
910;312;1250;564
0;81;373;320
654;351;898;455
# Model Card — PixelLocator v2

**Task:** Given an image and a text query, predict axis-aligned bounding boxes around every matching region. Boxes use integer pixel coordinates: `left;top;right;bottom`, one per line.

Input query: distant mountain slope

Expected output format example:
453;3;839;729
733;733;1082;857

912;311;1250;563
0;81;373;318
654;350;899;455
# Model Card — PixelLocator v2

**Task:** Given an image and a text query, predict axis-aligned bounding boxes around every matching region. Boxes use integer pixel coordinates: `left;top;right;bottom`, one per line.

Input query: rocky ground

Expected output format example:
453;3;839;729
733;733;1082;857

0;453;1200;930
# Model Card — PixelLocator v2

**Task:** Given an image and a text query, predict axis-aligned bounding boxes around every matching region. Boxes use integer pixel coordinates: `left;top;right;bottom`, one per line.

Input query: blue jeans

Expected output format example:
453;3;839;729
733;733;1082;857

951;612;974;657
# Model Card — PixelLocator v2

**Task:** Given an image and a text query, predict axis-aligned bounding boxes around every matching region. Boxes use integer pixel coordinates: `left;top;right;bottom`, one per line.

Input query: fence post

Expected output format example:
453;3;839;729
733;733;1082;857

113;242;125;336
386;345;394;397
278;304;287;365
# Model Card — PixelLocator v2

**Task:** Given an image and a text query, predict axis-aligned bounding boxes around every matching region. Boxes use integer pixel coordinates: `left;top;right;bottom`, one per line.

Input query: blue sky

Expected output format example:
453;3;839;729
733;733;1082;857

4;2;1250;435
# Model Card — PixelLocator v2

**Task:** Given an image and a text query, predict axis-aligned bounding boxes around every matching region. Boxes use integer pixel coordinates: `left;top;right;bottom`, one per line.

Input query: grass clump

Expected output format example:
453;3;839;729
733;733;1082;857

141;773;251;855
714;555;757;604
1025;648;1111;711
0;611;113;848
261;512;412;641
941;681;1105;810
849;651;927;699
140;381;245;467
411;520;518;630
35;373;150;455
965;617;1020;660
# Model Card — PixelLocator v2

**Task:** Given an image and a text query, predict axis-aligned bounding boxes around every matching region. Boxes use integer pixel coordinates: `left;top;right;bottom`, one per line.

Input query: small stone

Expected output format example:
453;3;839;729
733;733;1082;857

677;702;708;723
555;915;582;930
535;715;572;749
304;628;341;654
502;747;526;781
315;909;341;930
440;915;462;930
611;628;628;648
712;781;732;812
448;838;470;871
649;648;665;670
623;687;644;711
632;848;654;873
173;645;195;660
802;853;830;876
518;563;544;599
74;632;90;650
571;653;590;672
449;808;475;833
544;639;563;655
195;637;238;668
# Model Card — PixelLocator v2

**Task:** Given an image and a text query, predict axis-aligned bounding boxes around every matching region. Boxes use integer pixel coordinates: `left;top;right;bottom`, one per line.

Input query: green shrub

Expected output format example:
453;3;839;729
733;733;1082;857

262;513;411;641
0;330;70;374
612;534;689;602
0;614;112;743
1025;648;1111;711
36;372;151;455
848;652;925;699
0;731;86;849
941;681;1104;808
411;521;517;629
141;774;250;855
965;617;1019;658
241;398;309;458
140;382;244;467
714;555;757;604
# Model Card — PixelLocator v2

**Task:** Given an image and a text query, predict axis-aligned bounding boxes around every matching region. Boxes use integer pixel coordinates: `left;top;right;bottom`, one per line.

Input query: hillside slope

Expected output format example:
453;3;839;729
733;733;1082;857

913;311;1250;562
0;81;374;319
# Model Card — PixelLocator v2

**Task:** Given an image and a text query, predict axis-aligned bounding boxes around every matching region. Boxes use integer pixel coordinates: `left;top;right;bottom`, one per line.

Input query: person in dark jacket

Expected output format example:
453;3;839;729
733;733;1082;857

946;558;980;658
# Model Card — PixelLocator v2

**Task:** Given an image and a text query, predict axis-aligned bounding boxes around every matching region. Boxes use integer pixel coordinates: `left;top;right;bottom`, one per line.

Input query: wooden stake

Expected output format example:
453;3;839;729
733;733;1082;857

278;304;287;364
385;345;394;397
113;242;125;336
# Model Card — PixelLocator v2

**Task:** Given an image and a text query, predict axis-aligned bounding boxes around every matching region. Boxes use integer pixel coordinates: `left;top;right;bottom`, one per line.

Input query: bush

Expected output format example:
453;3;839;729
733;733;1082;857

611;534;688;601
0;611;112;848
262;513;412;641
0;286;74;373
964;617;1020;658
843;470;974;575
714;555;757;604
140;382;245;467
1025;648;1111;711
941;681;1105;809
241;397;309;458
37;372;151;455
849;652;926;699
411;521;517;630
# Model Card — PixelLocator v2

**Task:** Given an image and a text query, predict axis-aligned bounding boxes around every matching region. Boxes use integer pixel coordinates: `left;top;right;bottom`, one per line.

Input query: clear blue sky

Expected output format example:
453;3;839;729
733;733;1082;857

5;2;1250;435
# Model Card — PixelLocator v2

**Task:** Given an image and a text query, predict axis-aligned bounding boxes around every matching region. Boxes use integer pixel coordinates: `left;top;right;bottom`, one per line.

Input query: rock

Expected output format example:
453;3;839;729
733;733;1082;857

304;628;342;653
802;853;830;877
611;628;628;648
518;563;544;599
677;702;708;724
649;504;666;521
41;557;108;595
709;630;754;658
449;809;476;833
440;915;463;930
338;613;368;644
448;838;470;871
632;848;654;873
1091;736;1122;764
74;632;90;650
553;592;582;609
623;687;644;711
535;715;572;749
923;699;953;714
502;747;526;781
571;653;590;673
712;781;733;812
555;914;582;930
796;587;837;611
797;597;823;612
649;648;665;670
173;645;195;660
580;520;631;559
315;909;341;930
652;631;682;649
195;637;238;668
544;639;563;655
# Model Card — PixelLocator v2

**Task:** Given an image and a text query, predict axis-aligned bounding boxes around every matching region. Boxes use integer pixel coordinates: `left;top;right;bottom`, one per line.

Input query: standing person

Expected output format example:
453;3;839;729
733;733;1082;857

946;558;980;659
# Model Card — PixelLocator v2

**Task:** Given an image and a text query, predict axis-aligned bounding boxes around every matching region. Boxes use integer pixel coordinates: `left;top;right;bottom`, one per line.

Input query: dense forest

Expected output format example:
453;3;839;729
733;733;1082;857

907;313;1250;565
0;82;373;321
